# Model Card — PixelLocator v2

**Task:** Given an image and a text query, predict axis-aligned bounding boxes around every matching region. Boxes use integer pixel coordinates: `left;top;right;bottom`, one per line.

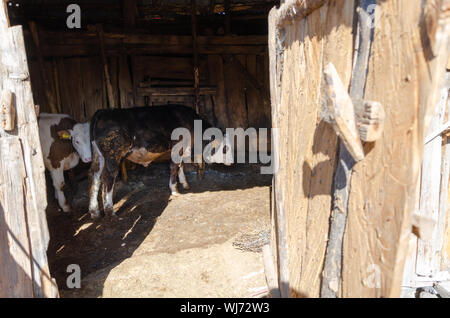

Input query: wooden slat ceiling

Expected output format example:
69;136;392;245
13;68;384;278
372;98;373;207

6;0;278;35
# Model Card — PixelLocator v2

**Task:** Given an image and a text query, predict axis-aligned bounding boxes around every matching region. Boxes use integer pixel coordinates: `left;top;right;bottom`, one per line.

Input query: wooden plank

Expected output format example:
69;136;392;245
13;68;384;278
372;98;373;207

442;83;450;271
191;0;200;114
342;0;450;298
34;31;268;46
416;72;448;276
223;55;248;128
207;55;229;130
0;89;14;131
0;137;33;298
96;24;115;109
275;0;326;29
109;56;120;108
123;0;137;29
118;55;134;108
52;59;62;113
262;244;280;298
224;0;231;34
133;56;208;82
268;6;289;298
137;86;216;96
36;44;267;57
246;55;262;128
416;72;450;276
1;22;56;297
321;0;371;298
28;21;58;114
257;53;272;129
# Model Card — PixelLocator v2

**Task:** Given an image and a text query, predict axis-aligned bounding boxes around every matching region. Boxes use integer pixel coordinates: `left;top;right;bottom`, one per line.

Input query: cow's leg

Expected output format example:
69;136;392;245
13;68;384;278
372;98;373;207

101;164;118;217
169;162;180;195
88;142;105;219
197;162;205;180
178;162;190;190
50;168;71;213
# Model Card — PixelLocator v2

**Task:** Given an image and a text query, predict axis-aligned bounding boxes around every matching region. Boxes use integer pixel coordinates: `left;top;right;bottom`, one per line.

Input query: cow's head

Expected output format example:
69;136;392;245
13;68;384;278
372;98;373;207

57;122;92;163
205;133;234;166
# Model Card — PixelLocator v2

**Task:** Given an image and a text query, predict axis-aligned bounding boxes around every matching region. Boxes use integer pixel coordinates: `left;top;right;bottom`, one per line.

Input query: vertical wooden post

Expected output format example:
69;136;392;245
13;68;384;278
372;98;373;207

224;0;231;34
268;7;289;298
0;2;57;297
320;0;375;298
123;0;137;30
28;21;58;114
209;0;216;15
96;24;116;109
52;59;62;113
416;72;450;276
191;0;200;114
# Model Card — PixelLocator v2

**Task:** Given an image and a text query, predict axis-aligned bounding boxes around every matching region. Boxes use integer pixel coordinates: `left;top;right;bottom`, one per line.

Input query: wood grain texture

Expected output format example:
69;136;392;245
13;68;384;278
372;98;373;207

416;72;448;276
272;0;354;298
0;15;57;296
269;0;449;298
0;137;33;298
342;0;450;298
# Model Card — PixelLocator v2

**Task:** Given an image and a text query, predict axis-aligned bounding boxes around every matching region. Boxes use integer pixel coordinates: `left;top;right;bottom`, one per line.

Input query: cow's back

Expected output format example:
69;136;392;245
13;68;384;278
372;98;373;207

91;105;210;142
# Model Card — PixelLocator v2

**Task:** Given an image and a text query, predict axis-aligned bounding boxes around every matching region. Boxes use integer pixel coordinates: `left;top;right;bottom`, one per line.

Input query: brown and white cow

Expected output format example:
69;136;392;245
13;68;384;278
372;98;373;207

39;113;92;212
88;105;233;219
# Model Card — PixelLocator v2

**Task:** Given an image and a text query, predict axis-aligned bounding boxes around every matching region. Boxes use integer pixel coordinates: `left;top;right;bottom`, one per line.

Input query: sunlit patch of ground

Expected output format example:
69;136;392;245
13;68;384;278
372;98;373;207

46;163;272;298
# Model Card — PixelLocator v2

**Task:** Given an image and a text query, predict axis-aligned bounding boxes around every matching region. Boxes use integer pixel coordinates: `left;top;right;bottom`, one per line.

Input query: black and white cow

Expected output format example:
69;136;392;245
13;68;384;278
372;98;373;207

39;113;92;212
88;105;233;219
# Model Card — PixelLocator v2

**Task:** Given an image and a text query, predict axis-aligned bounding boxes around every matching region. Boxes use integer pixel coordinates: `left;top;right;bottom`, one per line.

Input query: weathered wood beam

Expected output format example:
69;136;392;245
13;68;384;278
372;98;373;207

223;54;270;104
26;42;267;58
31;31;268;46
191;0;200;114
28;21;58;114
224;0;231;34
321;0;376;298
416;71;450;276
123;0;137;29
137;86;216;96
268;6;289;298
262;244;281;298
323;63;365;162
0;89;14;131
209;0;216;15
96;24;116;109
275;0;326;30
0;7;57;296
0;0;9;28
51;59;62;113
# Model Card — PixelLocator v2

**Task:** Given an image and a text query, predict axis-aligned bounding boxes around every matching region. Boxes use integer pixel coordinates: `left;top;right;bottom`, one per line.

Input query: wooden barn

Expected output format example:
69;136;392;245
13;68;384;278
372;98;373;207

0;0;449;298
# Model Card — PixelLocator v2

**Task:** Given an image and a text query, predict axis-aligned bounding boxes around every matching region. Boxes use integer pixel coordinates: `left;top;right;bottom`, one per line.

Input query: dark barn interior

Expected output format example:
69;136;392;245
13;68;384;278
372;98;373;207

6;0;275;297
8;0;273;130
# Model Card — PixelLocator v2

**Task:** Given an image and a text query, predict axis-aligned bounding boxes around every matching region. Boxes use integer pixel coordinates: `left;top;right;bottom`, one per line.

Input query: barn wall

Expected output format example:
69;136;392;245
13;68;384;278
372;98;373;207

270;0;449;298
25;31;272;132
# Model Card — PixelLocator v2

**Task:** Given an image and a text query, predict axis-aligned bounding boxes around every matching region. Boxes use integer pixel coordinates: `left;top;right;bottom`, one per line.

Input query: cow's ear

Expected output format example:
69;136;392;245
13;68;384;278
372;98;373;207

57;130;72;140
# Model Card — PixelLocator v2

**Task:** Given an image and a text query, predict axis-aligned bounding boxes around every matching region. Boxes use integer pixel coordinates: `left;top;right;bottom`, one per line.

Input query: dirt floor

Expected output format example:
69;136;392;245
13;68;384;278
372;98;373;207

45;162;272;298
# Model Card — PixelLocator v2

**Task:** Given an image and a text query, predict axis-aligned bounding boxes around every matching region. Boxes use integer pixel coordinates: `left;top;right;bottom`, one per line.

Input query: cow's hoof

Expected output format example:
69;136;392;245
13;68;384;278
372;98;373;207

182;183;191;190
171;191;180;197
89;210;101;219
109;213;119;220
104;207;115;217
61;206;72;213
